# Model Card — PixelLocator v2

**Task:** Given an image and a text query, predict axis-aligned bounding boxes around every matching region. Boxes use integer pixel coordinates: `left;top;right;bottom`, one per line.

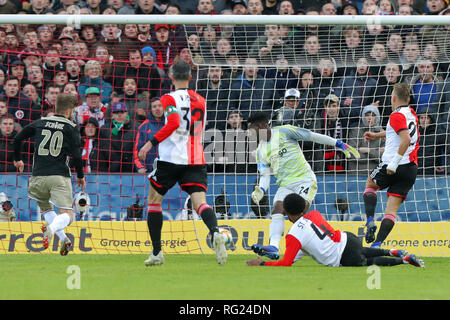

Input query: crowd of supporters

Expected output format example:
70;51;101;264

0;0;450;177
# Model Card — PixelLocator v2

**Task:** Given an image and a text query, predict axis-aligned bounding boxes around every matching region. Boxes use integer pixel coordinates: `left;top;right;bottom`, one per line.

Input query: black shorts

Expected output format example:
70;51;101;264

340;232;367;267
369;162;417;199
148;160;208;196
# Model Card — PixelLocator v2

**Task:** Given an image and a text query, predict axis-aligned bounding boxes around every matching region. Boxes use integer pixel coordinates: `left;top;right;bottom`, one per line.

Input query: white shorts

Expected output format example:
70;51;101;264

273;180;317;206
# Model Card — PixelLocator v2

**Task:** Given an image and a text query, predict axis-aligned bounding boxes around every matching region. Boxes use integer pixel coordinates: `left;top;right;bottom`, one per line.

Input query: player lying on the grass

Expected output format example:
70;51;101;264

248;111;360;260
363;83;419;248
246;193;424;268
13;94;86;256
137;60;227;266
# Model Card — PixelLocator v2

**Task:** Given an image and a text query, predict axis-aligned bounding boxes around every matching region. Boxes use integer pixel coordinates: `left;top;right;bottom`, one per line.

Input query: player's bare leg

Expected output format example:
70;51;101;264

252;201;283;260
363;177;378;243
190;192;227;265
144;185;165;266
371;195;403;248
253;200;307;261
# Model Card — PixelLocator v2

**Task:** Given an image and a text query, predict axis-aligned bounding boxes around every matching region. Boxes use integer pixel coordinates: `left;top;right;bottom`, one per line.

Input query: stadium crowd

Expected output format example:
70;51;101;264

0;0;450;177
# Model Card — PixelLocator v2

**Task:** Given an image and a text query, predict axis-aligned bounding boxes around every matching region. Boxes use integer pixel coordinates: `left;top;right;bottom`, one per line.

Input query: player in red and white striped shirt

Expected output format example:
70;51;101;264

137;61;227;266
246;193;424;268
363;83;419;248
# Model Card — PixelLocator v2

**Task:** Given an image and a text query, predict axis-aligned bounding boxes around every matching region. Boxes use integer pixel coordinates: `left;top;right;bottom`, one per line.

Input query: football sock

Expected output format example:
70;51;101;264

363;187;377;224
55;230;67;242
368;257;403;266
147;204;163;256
374;214;396;244
42;210;57;224
197;203;219;235
43;211;67;242
269;213;284;249
48;213;71;234
362;247;391;258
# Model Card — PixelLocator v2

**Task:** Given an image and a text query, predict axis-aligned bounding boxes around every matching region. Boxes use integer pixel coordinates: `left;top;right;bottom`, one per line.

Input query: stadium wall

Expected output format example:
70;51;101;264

0;220;449;257
1;174;449;222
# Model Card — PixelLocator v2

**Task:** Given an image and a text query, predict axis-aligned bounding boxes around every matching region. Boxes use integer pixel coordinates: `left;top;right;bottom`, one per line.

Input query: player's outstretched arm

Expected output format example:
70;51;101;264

282;126;359;159
246;235;302;267
252;163;270;205
335;140;360;159
297;128;360;159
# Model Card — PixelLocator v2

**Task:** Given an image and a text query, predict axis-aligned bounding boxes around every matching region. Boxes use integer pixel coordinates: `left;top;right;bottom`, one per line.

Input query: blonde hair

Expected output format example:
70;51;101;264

393;83;410;103
55;94;78;115
84;60;102;75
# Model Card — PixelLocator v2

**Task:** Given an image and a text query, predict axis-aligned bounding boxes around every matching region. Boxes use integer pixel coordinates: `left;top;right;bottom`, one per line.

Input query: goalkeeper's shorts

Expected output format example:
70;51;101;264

273;180;317;206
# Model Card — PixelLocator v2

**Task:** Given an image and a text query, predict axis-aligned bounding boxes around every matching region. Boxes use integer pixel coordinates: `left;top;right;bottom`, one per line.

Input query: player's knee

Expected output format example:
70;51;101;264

59;209;74;224
366;177;378;189
189;192;207;211
148;190;164;204
38;202;53;213
270;213;285;220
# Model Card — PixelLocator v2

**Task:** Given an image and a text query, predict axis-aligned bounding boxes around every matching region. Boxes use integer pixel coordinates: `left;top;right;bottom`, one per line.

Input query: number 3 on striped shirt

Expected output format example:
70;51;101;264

181;107;204;136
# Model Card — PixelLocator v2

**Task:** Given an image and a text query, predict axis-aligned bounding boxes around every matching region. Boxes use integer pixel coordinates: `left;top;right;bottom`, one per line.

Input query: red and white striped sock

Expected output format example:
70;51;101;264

374;213;396;244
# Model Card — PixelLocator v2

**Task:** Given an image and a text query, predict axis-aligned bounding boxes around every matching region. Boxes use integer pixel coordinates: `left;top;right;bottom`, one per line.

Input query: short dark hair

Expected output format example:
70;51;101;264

283;193;307;216
305;6;320;14
0;114;15;124
46;46;60;54
128;48;141;57
166;3;181;12
46;84;61;94
6;77;19;84
171;60;191;81
247;111;269;126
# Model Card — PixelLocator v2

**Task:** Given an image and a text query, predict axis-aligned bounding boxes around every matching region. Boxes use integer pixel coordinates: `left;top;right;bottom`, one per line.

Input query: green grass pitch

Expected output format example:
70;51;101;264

0;254;448;300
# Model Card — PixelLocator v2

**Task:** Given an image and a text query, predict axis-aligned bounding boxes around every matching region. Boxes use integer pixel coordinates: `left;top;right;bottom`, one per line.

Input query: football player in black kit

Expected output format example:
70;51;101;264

13;94;86;256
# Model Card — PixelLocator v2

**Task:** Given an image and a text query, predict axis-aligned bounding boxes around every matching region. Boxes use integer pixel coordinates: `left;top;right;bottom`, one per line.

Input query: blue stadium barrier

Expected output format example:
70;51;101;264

1;174;449;222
